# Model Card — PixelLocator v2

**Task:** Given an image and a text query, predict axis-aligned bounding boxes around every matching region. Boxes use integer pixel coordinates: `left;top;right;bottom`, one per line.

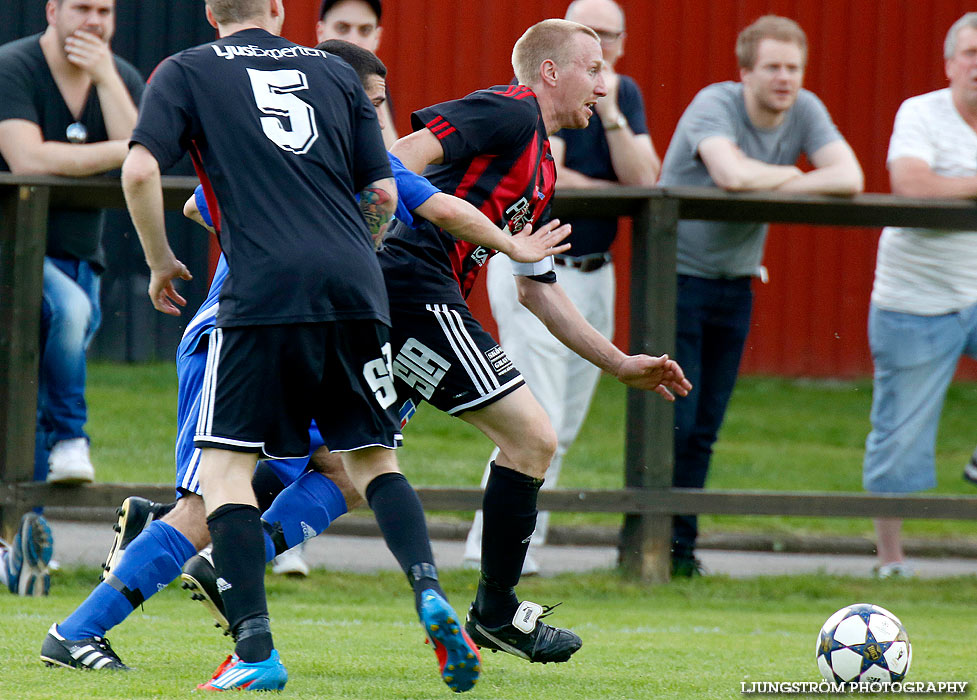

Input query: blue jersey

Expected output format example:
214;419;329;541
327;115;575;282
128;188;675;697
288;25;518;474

388;152;438;227
132;29;392;328
180;153;440;358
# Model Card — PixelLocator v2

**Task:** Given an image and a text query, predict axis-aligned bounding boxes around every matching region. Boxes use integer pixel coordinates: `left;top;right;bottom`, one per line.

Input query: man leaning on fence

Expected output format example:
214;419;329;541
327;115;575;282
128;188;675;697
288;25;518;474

657;15;863;577
864;12;977;579
0;0;144;485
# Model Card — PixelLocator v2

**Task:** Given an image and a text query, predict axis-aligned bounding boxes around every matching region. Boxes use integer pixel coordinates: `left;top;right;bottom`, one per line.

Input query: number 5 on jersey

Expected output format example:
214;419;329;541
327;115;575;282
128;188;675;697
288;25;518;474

246;68;319;155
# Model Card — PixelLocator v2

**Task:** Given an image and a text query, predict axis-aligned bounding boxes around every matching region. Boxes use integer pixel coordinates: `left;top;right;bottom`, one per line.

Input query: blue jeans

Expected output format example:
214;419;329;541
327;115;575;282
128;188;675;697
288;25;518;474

864;303;977;493
34;257;101;480
672;275;753;558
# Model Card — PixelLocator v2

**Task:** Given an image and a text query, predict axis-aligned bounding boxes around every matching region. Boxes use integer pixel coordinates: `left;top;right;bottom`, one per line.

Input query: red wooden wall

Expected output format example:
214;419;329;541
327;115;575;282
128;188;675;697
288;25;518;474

282;0;975;378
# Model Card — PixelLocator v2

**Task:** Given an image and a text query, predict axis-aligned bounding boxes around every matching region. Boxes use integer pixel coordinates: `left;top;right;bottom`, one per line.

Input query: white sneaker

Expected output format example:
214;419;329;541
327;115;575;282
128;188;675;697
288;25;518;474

874;561;914;579
964;454;977;486
47;438;95;484
271;543;309;577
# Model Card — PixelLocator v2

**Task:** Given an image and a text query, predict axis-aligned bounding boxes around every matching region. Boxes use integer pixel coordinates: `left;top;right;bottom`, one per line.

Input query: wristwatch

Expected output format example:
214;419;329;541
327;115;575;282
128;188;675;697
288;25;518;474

603;113;628;131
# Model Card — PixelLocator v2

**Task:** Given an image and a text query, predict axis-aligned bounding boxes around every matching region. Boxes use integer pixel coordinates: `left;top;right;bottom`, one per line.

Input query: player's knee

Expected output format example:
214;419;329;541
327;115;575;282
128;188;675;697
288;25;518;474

309;447;365;511
504;422;556;479
163;494;210;550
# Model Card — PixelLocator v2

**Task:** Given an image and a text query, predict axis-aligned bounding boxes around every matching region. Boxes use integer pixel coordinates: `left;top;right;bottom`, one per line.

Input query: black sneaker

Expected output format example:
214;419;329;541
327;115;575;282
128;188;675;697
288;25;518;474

964;453;977;486
40;623;129;670
180;547;229;635
465;601;581;663
671;555;705;578
101;496;174;581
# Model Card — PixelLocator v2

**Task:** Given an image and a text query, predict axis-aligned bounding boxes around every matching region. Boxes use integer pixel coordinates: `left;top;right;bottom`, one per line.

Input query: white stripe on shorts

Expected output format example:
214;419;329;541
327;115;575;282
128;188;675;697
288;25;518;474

197;327;223;437
427;303;499;395
181;447;202;495
181;300;218;343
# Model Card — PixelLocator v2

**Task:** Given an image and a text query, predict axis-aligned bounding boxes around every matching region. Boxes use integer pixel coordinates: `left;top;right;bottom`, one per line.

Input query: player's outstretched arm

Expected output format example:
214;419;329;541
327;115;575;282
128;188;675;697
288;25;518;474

612;354;692;401
515;276;691;401
416;193;571;262
123;144;191;315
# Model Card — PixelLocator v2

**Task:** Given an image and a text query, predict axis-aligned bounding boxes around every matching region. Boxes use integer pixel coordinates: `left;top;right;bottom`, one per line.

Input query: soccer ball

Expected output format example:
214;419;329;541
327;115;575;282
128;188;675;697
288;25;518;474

816;603;911;683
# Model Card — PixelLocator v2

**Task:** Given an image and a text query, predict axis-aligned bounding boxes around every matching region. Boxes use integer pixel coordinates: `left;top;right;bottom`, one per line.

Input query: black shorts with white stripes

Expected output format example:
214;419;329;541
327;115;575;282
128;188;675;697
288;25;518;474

388;301;524;416
194;322;403;458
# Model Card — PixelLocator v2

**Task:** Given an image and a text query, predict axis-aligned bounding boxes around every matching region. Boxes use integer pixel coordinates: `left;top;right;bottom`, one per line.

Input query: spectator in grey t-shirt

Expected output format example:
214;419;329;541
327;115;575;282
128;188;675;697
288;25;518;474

658;15;863;577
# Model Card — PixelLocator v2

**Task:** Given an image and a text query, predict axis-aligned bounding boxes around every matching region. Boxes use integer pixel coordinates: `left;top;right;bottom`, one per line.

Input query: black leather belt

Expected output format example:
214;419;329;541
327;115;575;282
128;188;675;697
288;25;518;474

553;253;612;273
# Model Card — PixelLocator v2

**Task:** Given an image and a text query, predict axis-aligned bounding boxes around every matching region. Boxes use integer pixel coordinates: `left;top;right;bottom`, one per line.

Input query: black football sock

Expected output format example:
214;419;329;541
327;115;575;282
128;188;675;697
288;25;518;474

251;461;287;514
365;471;445;612
207;503;274;662
474;461;542;627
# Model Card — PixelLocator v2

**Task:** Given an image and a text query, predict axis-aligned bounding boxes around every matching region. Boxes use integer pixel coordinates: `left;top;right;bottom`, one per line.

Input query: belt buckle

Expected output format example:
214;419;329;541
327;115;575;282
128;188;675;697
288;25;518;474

580;254;609;273
555;253;609;273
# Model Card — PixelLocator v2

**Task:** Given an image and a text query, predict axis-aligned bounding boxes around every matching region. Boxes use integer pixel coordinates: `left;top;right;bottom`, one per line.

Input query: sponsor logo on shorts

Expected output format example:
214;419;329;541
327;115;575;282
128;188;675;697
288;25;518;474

394;339;451;400
486;345;513;375
399;399;417;428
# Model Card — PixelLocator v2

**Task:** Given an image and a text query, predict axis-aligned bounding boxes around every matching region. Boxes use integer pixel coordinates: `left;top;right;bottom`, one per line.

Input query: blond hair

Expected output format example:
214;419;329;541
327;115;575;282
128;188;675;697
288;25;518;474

511;19;599;85
735;15;807;69
205;0;267;25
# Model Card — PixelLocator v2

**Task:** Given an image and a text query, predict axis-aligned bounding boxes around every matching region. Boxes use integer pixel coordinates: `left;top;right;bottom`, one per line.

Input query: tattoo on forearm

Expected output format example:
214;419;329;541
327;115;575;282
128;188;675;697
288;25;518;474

359;186;393;247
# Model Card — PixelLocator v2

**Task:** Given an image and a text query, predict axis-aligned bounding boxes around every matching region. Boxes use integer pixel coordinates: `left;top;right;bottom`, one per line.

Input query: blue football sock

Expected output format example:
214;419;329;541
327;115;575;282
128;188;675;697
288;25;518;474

261;471;347;561
59;520;196;640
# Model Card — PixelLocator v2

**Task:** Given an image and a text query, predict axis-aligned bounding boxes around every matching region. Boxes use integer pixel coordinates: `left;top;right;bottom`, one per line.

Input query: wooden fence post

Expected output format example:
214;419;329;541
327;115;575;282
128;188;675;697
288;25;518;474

0;184;49;540
619;195;678;582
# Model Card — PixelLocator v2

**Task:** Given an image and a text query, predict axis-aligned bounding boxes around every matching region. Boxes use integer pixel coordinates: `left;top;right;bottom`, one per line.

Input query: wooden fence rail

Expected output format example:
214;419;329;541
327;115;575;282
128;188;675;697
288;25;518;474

3;174;977;582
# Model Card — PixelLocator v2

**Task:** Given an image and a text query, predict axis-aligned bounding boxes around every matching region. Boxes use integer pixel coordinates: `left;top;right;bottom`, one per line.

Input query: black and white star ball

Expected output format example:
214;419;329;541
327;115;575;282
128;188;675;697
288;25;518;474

816;603;911;683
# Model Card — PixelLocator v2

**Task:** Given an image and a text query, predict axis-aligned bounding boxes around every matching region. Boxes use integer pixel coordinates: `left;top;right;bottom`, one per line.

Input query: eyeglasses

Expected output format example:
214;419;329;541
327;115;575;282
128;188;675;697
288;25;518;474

593;29;624;43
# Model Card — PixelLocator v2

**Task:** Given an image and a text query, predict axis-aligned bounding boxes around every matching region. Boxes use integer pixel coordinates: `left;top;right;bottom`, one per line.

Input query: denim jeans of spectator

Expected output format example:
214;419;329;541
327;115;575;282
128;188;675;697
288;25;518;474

33;256;101;480
672;274;753;558
863;302;977;494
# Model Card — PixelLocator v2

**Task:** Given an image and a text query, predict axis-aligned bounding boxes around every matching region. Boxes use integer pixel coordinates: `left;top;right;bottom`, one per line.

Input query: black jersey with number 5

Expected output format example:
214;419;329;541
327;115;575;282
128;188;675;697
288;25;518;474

380;85;555;304
131;28;392;327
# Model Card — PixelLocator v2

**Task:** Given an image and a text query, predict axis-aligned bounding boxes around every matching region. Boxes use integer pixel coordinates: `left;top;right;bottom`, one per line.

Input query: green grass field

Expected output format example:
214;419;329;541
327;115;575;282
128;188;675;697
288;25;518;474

86;362;977;541
2;569;974;699
4;363;974;698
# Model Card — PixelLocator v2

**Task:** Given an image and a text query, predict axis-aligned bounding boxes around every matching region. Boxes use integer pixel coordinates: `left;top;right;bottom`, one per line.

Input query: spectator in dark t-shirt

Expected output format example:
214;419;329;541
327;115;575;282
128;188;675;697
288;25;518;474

0;0;144;487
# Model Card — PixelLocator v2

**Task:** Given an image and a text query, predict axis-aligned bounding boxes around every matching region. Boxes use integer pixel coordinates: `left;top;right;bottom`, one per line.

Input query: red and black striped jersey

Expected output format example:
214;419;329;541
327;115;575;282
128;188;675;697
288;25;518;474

380;84;555;303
